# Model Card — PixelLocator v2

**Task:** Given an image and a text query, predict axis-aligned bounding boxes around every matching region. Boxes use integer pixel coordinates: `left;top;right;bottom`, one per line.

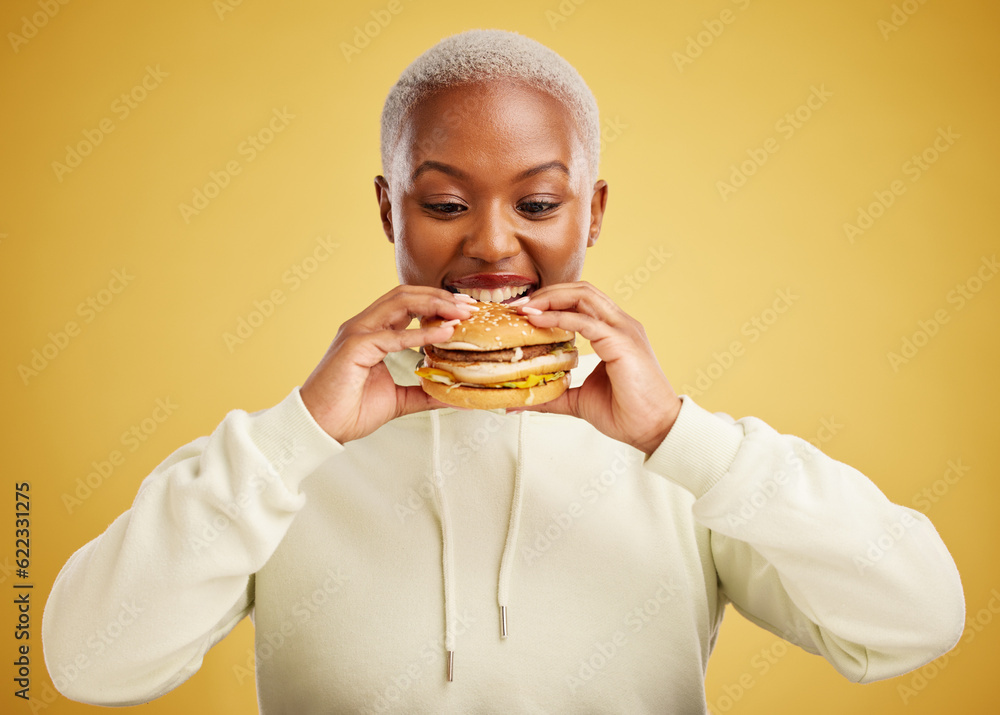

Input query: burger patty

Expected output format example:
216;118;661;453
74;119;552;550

425;342;572;364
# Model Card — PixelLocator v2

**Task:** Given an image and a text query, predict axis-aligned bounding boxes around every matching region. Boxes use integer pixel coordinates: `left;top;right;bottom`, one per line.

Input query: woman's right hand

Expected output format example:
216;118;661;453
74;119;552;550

299;285;476;444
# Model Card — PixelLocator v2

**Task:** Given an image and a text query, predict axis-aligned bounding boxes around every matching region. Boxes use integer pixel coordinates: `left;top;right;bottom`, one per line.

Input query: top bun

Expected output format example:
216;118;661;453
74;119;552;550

422;301;573;350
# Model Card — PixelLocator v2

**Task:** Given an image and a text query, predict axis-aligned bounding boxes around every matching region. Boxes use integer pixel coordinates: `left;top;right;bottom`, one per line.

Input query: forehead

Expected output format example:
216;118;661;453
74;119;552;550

394;80;587;184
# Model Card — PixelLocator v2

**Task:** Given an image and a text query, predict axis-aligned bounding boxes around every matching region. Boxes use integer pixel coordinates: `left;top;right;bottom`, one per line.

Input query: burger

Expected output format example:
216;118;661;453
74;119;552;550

416;301;578;409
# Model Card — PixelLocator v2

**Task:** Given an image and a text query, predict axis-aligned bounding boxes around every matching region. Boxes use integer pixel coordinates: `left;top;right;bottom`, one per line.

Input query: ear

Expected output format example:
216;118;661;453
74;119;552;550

374;175;394;244
587;180;608;247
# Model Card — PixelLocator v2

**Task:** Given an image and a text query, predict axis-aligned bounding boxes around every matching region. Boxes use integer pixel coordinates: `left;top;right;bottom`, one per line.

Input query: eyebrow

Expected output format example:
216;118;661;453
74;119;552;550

516;160;571;180
410;160;469;183
409;159;571;183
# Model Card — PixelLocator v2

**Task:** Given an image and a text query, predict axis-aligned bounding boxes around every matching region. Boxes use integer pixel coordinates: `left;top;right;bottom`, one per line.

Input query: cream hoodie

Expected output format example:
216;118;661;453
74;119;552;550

43;350;964;713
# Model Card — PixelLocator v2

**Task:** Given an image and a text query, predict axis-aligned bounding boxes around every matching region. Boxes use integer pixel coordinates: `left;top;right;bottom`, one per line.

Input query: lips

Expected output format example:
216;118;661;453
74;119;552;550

446;273;536;304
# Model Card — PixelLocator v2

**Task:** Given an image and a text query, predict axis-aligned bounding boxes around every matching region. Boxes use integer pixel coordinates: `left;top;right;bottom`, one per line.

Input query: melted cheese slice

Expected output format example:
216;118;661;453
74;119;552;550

415;366;565;389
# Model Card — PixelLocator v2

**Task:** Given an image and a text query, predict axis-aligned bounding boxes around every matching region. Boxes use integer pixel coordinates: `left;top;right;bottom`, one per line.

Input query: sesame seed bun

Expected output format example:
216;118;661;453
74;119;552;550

420;374;570;410
422;301;573;350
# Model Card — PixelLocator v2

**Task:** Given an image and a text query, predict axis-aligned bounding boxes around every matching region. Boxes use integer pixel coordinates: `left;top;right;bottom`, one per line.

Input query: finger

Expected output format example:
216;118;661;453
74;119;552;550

522;282;625;326
356;323;459;365
395;385;475;417
393;385;451;418
361;287;478;332
522;309;619;345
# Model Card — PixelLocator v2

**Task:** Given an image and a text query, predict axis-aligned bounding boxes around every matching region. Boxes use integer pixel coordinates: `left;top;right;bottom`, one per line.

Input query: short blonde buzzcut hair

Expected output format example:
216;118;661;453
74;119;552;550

380;29;600;184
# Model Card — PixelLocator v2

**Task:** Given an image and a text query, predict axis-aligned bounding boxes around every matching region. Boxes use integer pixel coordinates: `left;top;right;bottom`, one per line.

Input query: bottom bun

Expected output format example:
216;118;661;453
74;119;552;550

420;374;570;410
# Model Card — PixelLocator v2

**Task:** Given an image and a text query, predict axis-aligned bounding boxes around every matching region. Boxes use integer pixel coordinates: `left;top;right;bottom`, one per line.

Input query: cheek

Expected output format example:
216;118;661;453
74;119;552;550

553;245;587;282
393;216;457;286
530;206;590;282
390;211;422;285
395;235;432;285
393;242;419;285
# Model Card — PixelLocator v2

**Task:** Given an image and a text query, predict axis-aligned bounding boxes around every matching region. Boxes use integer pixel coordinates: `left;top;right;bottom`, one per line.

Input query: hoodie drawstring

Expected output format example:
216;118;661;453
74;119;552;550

429;409;529;683
429;409;456;681
498;410;528;639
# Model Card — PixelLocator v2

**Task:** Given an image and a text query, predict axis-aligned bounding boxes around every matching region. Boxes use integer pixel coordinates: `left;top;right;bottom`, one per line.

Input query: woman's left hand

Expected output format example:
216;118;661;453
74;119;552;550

513;281;682;456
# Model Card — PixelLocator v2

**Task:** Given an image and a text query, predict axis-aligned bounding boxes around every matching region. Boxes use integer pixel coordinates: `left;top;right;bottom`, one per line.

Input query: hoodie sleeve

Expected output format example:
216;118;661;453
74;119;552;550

42;387;342;706
644;395;965;683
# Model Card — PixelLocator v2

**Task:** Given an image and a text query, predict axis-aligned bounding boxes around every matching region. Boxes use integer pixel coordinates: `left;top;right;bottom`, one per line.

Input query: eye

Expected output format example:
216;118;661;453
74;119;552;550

422;202;467;216
517;200;561;216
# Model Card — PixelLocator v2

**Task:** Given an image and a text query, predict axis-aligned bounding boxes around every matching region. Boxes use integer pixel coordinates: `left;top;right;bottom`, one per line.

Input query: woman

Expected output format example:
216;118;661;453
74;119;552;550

43;29;963;713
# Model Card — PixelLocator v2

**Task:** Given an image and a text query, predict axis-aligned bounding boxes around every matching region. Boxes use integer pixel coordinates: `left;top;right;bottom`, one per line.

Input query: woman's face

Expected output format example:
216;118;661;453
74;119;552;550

375;80;608;303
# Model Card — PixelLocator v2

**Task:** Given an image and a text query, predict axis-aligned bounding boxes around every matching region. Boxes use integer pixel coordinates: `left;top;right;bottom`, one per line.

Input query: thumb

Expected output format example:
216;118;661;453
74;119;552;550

507;386;579;417
394;385;462;418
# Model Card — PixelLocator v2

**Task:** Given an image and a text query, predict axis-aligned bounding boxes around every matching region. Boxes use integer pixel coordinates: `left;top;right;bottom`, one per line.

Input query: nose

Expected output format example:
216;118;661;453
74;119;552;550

462;201;520;263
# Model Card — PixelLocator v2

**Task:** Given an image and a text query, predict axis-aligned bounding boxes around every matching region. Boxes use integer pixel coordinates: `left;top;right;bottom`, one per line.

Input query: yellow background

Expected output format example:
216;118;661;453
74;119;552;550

2;0;998;712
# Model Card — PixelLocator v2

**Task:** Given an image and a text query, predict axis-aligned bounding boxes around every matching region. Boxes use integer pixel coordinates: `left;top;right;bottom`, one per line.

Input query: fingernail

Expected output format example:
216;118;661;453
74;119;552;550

452;293;476;304
520;306;542;315
508;296;530;306
440;319;461;327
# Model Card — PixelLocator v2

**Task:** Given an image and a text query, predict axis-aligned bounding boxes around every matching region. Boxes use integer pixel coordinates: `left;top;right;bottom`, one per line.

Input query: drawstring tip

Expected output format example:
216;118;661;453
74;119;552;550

447;650;455;682
500;606;508;638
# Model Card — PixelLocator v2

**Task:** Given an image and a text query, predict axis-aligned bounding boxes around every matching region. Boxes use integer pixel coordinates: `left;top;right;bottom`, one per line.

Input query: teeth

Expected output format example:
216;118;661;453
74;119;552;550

454;285;531;303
